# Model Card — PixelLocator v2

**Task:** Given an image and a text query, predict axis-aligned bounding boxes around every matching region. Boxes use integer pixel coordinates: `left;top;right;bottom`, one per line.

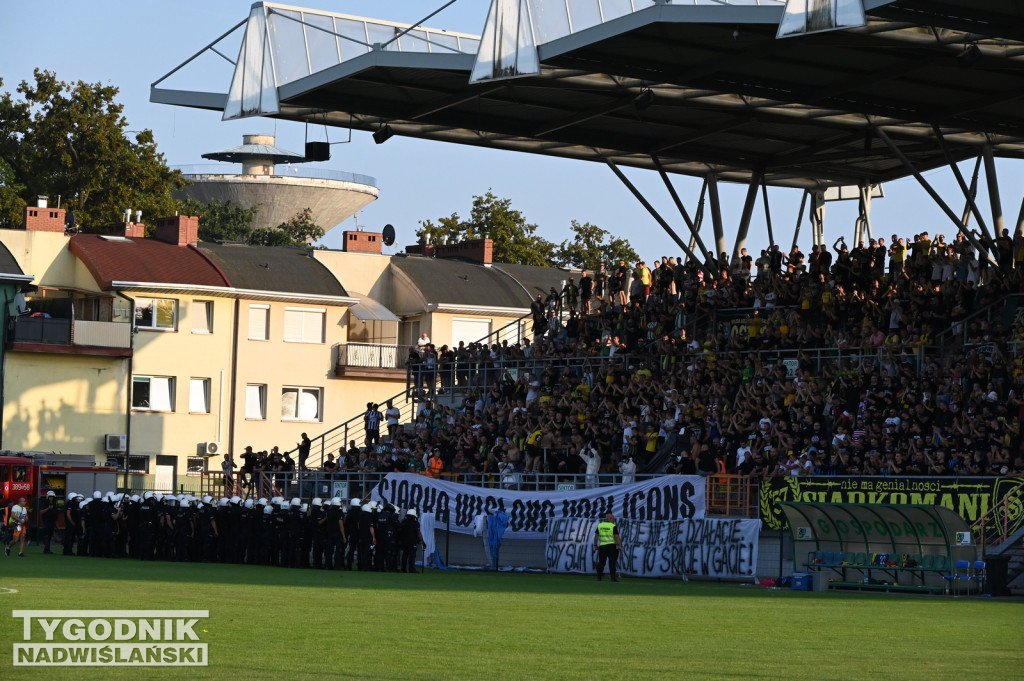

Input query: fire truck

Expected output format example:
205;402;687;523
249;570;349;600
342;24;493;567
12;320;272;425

0;452;119;530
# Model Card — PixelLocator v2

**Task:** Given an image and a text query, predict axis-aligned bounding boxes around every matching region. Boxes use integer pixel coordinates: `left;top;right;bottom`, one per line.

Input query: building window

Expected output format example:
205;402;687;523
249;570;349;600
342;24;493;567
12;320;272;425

135;298;176;331
248;305;269;341
281;386;322;422
192;300;213;334
245;384;267;420
132;376;175;412
186;457;207;477
283;307;325;343
189;378;211;414
108;455;150;474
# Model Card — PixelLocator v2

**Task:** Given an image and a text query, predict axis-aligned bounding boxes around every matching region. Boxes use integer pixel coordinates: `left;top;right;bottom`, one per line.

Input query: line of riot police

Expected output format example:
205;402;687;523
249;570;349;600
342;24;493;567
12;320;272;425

59;491;424;572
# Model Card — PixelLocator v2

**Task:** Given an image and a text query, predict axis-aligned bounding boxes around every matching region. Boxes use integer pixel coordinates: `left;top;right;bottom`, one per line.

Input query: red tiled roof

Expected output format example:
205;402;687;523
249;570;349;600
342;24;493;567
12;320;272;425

70;234;228;290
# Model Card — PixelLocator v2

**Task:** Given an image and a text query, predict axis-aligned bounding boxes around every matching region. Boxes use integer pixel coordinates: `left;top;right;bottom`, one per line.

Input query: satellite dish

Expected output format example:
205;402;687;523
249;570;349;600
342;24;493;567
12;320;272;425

382;224;396;247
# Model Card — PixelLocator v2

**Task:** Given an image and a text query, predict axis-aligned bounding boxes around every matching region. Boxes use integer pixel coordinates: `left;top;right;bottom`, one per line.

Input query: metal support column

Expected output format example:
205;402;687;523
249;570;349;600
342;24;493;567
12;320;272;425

733;172;762;256
653;158;715;273
760;176;775;249
860;184;874;242
875;127;989;258
707;173;726;259
982;144;1005;237
932;125;991;243
791;190;808;252
606;160;712;278
811;190;826;247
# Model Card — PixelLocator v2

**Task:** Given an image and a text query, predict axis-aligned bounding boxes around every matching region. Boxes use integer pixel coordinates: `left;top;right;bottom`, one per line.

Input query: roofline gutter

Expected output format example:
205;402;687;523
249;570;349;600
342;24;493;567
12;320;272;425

109;281;359;306
432;303;529;317
0;274;35;284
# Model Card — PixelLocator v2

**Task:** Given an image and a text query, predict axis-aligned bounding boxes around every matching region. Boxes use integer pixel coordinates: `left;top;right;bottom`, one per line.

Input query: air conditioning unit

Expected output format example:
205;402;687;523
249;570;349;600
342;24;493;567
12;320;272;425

104;434;127;452
197;442;221;457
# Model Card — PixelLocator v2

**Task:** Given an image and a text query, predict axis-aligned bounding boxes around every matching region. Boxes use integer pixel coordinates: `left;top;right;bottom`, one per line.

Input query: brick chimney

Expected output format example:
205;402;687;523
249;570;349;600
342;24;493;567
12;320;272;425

433;238;493;265
123;222;146;238
154;215;199;247
23;197;67;234
342;230;383;254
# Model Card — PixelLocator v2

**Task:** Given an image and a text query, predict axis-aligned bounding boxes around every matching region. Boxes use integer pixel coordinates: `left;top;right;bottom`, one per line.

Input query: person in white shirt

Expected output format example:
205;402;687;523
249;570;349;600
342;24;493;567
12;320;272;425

618;455;637;485
416;332;431;351
385;400;401;439
6;497;28;557
579;443;602;489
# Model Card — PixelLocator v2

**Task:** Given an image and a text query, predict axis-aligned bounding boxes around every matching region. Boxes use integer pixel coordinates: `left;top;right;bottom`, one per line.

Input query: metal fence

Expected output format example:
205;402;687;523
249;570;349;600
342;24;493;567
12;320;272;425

336;342;401;369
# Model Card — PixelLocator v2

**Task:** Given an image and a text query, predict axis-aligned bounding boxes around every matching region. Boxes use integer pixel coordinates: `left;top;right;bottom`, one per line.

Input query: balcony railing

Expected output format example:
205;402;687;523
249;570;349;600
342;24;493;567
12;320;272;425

172;164;377;187
8;317;131;350
336;342;402;369
9;317;71;344
73;320;132;349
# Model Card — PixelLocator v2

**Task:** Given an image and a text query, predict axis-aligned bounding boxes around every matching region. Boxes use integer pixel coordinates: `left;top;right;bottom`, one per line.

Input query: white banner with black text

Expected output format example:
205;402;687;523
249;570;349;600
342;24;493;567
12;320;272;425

546;517;761;579
369;474;706;539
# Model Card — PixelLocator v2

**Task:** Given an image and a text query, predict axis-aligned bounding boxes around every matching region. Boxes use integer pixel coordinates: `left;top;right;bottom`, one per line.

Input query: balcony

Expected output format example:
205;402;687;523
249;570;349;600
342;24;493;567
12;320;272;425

333;342;406;379
8;317;132;357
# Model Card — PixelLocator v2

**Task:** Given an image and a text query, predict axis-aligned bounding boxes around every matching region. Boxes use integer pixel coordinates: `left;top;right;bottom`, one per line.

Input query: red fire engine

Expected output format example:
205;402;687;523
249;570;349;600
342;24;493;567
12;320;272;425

0;452;118;529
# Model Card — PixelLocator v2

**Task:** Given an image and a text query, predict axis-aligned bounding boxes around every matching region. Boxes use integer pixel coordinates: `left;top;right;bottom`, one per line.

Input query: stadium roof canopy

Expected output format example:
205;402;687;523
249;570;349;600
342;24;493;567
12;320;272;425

153;0;1024;191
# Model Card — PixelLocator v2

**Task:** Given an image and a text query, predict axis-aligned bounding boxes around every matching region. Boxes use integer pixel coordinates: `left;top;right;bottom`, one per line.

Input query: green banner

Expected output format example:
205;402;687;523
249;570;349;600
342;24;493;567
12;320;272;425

759;476;1024;533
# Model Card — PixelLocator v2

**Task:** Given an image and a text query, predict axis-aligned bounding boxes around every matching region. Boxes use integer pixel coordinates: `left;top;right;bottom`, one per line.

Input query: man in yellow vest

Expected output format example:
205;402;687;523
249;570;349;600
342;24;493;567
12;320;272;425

594;512;624;582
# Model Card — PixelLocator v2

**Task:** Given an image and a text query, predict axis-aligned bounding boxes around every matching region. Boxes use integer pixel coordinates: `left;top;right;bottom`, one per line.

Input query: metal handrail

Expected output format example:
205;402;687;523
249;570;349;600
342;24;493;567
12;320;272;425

283;387;413;471
934;293;1022;347
972;478;1024;553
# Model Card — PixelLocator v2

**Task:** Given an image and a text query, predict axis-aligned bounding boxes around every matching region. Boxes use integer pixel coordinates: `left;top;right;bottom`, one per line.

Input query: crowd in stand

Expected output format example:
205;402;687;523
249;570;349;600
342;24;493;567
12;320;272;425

322;229;1024;485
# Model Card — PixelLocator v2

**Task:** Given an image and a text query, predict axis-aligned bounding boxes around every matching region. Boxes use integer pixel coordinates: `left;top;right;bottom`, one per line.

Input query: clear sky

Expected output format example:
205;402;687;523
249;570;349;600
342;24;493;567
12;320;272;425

2;1;1021;256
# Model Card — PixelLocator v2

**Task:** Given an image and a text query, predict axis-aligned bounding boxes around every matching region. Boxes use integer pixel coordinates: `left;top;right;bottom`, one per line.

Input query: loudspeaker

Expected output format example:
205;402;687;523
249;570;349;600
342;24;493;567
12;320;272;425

305;141;330;162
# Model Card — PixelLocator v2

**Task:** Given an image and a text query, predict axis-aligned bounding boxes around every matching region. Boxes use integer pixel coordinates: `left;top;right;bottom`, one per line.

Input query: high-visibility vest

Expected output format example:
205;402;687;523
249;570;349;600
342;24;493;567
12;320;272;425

596;521;616;546
426;457;443;478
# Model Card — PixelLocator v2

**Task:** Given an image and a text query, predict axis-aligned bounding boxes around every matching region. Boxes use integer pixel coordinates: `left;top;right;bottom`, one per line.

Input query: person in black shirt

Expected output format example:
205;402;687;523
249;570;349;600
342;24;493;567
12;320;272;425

297;433;311;471
364;403;382;447
580;270;593;314
40;491;58;554
399;509;424;573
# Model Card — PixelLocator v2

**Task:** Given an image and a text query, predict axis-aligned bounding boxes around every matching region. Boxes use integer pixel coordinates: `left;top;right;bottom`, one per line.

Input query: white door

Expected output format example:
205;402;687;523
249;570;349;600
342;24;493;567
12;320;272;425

451;317;492;347
155;464;174;492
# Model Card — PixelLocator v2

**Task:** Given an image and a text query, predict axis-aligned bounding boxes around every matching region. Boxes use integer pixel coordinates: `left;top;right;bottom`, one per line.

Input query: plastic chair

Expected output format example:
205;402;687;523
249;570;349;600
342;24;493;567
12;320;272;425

932;555;949;572
842;552;855;565
854;552;868;566
942;560;971;595
969;561;986;595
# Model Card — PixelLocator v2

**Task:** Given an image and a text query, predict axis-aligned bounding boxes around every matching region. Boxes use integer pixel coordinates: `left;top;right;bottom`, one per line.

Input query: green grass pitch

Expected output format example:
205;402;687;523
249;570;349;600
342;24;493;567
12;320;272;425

0;554;1020;680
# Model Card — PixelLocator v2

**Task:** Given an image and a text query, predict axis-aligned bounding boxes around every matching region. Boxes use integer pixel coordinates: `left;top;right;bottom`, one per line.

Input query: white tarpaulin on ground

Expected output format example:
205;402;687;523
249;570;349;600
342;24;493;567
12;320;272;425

546;517;761;579
370;474;706;539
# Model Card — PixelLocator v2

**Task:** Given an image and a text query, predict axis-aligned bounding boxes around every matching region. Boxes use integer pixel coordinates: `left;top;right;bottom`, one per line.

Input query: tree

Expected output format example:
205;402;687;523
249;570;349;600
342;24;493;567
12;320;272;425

0;158;25;229
185;199;323;248
0;70;183;231
183;198;260;243
417;190;554;266
552;220;639;271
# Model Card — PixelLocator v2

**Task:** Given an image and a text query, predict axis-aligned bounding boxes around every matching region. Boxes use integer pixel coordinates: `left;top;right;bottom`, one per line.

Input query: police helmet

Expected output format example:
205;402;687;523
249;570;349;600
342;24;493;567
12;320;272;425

263;505;274;516
311;497;323;507
281;501;291;511
130;495;140;503
202;495;213;505
154;493;164;502
330;497;342;506
258;498;268;506
350;498;362;507
180;499;191;508
93;491;102;499
244;499;254;509
406;509;418;518
230;495;241;505
143;491;154;500
218;497;229;507
300;503;308;514
46;490;55;498
290;497;300;506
